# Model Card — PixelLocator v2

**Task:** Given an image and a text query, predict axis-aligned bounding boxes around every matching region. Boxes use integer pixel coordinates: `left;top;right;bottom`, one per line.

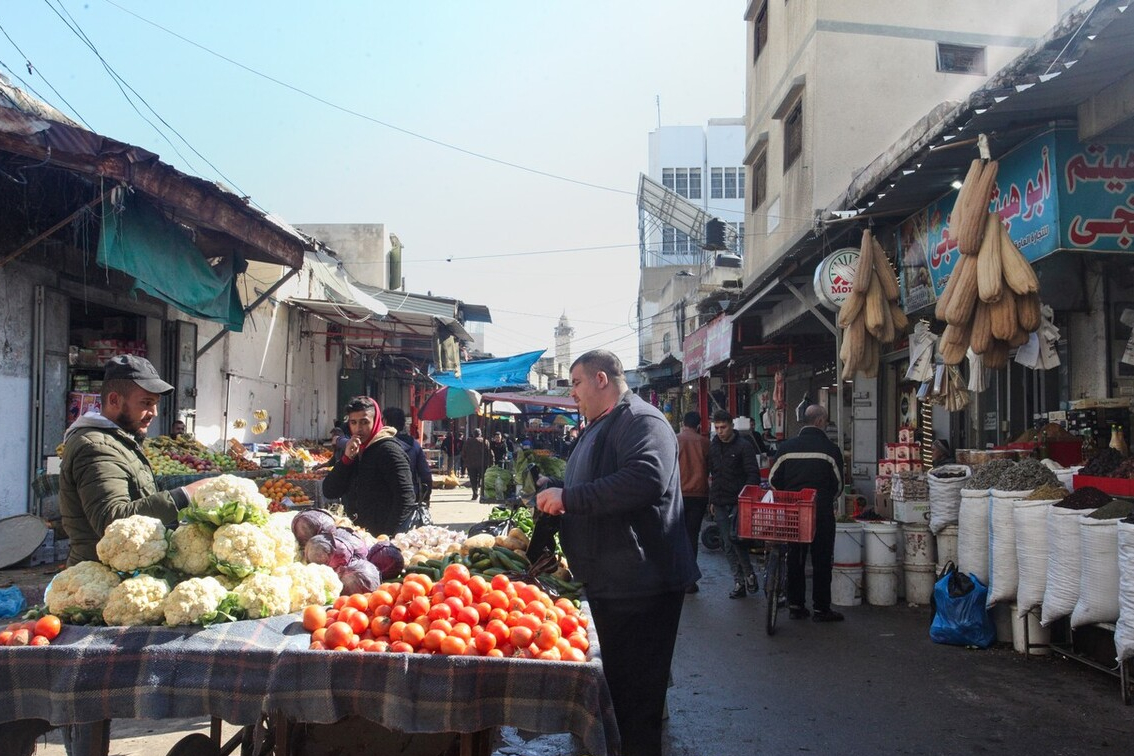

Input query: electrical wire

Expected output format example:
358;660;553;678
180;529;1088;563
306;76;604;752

0;22;90;129
102;0;636;197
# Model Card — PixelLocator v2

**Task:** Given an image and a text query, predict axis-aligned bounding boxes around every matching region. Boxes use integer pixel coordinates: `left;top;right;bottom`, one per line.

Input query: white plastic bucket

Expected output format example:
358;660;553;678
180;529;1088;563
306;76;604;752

1010;604;1051;655
936;524;959;572
831;564;863;607
902;523;935;566
864;565;898;606
834;521;864;565
863;521;900;567
903;563;937;605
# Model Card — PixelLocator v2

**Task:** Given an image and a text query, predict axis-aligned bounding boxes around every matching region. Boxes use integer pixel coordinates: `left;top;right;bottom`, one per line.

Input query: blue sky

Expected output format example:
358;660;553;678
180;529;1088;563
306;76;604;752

0;1;746;368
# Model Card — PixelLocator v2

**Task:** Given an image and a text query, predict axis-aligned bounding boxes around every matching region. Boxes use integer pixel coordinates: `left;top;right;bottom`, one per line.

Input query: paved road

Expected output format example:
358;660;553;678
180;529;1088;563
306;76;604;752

10;483;1134;755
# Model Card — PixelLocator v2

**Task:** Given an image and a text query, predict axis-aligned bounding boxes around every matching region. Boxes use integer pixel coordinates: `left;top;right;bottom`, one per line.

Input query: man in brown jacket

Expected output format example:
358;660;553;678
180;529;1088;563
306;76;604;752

677;411;710;593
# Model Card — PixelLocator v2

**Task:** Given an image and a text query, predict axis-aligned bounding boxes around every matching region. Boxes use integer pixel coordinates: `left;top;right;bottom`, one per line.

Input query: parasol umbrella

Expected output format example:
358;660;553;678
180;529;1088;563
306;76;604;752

419;386;482;420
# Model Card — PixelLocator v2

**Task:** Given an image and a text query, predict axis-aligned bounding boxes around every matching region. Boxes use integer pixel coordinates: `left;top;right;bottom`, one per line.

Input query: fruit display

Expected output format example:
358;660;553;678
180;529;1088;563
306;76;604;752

259;477;313;511
300;567;590;661
144;435;237;475
1;615;63;647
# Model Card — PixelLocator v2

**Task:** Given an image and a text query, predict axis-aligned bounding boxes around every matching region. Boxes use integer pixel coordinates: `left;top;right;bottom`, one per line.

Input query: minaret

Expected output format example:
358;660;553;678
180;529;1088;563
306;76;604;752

554;313;574;379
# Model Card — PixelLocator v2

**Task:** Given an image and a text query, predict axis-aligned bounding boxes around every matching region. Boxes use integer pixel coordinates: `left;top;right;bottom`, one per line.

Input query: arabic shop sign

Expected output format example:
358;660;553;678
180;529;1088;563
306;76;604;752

898;129;1134;306
681;314;733;383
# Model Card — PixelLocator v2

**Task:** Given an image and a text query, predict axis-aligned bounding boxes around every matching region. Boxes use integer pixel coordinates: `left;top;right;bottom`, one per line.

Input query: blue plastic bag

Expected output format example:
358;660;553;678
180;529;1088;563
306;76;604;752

929;562;996;648
0;584;27;619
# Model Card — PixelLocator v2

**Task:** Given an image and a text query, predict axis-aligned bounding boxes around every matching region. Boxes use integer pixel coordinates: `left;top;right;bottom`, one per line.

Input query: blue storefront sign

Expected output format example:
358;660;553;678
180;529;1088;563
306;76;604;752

898;129;1134;310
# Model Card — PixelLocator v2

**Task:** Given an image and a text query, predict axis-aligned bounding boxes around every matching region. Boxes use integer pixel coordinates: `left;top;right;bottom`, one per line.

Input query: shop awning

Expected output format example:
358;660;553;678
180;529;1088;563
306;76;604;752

482;391;577;411
432;350;545;391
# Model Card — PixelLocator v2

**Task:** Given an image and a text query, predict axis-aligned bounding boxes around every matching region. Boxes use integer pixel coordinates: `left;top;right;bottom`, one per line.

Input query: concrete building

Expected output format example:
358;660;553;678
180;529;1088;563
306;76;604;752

295;223;402;291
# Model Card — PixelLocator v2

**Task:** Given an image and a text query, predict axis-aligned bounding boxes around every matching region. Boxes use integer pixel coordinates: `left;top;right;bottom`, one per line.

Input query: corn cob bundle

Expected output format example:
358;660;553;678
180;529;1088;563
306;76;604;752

839;232;904;380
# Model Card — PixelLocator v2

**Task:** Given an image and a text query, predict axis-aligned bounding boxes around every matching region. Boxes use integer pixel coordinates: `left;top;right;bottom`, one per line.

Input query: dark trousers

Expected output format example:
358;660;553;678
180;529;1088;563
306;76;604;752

588;590;685;756
468;466;484;496
682;495;709;562
787;506;836;611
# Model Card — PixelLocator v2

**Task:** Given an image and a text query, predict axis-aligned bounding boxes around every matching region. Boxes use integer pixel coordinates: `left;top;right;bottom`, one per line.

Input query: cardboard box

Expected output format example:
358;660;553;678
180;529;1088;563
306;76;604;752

894;499;930;524
259;454;288;469
878;460;895;476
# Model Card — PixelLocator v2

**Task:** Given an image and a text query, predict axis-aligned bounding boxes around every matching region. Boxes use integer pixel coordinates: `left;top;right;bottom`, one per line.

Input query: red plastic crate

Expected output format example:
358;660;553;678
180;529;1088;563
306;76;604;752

1072;474;1134;497
737;486;817;542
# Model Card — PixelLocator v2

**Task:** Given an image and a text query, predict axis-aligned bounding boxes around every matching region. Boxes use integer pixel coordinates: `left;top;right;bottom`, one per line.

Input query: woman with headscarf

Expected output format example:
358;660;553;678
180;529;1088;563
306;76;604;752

321;396;416;537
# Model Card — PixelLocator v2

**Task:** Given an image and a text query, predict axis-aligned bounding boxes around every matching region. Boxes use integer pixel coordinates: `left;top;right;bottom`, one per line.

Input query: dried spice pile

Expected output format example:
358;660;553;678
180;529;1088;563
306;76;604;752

963;459;1017;490
1024;483;1069;501
1108;457;1134;479
990;458;1059;491
1086;498;1134;520
1056;486;1110;511
1080;448;1124;477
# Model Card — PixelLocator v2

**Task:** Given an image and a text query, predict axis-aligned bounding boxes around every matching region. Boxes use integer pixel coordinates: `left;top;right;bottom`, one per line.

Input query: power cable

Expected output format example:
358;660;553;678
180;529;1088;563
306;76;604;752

102;0;636;197
0;22;90;128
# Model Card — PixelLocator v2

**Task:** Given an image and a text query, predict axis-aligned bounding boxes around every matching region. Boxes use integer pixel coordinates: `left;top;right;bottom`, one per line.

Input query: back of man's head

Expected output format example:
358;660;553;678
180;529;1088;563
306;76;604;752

683;411;701;429
804;404;828;428
384;406;407;432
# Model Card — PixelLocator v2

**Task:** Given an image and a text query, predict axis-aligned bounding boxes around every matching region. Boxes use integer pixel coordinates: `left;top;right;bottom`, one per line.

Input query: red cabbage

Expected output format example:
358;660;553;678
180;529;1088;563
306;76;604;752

366;541;405;578
291;509;336;546
337;558;382;595
334;527;368;561
304;533;352;568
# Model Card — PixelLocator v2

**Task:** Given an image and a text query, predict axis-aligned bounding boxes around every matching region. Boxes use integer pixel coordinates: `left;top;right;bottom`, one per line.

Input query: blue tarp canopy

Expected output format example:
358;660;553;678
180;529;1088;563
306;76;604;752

432;350;544;391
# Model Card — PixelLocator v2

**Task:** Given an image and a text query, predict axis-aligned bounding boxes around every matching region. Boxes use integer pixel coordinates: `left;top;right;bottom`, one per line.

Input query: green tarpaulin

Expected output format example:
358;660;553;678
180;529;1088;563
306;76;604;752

97;194;245;331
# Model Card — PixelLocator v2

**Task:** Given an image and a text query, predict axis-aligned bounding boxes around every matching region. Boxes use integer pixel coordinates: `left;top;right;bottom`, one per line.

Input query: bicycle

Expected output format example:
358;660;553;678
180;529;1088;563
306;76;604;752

736;486;817;636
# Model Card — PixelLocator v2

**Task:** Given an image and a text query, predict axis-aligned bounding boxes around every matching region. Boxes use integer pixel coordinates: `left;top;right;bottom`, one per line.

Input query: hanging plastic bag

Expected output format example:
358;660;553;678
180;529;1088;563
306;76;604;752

398;502;433;532
929;561;996;648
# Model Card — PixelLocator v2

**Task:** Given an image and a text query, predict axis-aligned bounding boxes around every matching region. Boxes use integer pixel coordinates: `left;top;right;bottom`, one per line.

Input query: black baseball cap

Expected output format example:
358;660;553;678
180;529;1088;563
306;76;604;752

103;354;174;395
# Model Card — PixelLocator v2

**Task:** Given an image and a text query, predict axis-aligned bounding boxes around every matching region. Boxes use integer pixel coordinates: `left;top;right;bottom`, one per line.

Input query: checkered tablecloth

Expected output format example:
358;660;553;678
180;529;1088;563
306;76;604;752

0;613;617;755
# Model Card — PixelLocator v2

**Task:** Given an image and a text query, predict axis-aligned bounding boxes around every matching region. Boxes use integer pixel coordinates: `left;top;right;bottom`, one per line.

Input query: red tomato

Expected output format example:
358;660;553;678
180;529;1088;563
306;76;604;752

34;615;62;641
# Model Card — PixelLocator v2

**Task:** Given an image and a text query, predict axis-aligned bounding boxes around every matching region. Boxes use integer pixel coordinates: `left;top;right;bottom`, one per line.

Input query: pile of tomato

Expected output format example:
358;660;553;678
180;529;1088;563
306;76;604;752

302;564;590;662
1;615;62;647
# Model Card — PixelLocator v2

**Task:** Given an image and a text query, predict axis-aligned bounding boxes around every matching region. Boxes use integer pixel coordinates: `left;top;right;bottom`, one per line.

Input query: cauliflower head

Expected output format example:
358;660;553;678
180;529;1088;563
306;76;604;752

102;574;170;626
264;513;300;568
166;523;215;576
96;515;169;572
163;576;234;626
233;573;292;619
273;562;341;611
211;522;275;578
184;475;270;527
46;561;122;615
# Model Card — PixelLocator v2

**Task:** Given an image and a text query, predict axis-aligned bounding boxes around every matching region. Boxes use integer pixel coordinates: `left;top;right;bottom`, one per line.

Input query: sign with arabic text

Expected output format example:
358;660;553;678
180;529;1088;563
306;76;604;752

681;314;733;383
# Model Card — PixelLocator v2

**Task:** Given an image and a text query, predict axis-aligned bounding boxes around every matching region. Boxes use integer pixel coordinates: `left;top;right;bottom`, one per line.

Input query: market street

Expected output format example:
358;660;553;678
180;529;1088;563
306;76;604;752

8;481;1134;756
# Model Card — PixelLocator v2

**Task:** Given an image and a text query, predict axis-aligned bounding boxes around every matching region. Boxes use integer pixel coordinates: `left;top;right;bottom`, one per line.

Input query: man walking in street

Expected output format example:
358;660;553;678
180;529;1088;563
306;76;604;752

677;411;710;594
709;408;762;599
462;428;492;500
770;403;845;622
535;350;698;756
382;407;433;510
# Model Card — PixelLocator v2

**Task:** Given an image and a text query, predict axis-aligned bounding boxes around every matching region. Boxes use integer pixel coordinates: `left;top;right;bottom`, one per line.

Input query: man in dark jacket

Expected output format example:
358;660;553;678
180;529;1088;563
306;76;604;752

59;355;208;566
536;350;698;756
382;407;432;506
769;403;845;622
709;409;763;599
462;428;492;500
322;396;416;537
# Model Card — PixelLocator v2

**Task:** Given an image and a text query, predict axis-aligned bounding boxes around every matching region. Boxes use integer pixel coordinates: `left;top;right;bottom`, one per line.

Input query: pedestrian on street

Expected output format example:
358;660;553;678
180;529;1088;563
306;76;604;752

489;431;508;467
677;410;710;594
769;403;845;622
59;355;211;567
462;428;492;500
708;408;763;599
321;396;416;537
382;407;433;509
535;349;698;756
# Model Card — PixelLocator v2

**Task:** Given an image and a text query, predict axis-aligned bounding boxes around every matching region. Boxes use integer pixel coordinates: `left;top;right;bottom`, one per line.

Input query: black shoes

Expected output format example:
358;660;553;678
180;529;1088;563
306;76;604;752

812;608;845;623
729;581;746;599
745;574;759;594
788;605;811;620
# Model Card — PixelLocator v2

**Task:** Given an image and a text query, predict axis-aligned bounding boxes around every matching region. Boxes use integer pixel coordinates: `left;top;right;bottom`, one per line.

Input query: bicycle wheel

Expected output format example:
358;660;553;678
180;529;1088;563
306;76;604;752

765;547;780;636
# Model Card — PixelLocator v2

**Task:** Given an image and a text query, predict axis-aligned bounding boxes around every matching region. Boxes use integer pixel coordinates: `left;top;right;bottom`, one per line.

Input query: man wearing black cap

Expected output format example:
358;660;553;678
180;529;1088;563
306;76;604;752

59;354;206;566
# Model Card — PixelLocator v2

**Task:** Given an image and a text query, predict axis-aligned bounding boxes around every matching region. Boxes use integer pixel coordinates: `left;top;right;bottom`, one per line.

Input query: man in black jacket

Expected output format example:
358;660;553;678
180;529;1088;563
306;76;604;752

382;407;433;506
709;409;763;599
769;404;845;622
536;350;699;756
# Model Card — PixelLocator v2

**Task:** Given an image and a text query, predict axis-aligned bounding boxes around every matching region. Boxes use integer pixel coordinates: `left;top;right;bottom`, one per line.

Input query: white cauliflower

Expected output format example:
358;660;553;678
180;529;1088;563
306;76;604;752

233;573;292;619
211;522;275;578
166;523;215;576
96;515;169;572
190;474;271;512
264;513;300;568
163;576;234;626
46;561;122;615
214;573;241;590
273;562;342;612
102;575;171;626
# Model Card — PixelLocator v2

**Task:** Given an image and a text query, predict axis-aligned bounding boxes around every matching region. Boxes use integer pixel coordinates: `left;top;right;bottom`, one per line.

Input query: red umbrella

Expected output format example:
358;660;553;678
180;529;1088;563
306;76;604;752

418;386;482;420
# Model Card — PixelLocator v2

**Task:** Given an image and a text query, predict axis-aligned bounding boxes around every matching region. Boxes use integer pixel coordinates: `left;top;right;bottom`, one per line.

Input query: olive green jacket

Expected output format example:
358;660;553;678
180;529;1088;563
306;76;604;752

59;415;188;566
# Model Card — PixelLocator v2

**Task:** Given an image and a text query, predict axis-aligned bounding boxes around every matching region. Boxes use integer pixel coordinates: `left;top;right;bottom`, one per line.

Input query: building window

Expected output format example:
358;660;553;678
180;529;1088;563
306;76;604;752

662;168;701;199
738;167;745;199
661;225;696;255
711;168;724;199
662;332;672;354
751;151;767;209
724;167;738;199
783;100;803;171
688;167;701;199
754;3;768;62
937;43;986;75
712;168;744;200
662;168;675;192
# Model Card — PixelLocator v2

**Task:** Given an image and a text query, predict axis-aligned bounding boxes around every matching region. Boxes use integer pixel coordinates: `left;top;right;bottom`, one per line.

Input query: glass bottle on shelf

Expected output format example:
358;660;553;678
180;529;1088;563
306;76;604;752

1109;424;1129;457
